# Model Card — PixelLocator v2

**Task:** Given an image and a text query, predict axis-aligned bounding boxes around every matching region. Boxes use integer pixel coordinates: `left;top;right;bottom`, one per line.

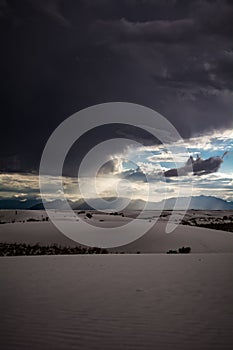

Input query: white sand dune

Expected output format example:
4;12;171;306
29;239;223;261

111;222;233;253
1;211;233;349
0;210;233;252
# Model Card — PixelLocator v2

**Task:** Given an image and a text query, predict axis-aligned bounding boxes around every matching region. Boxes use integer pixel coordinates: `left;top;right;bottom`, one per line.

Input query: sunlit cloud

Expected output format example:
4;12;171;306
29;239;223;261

0;128;232;203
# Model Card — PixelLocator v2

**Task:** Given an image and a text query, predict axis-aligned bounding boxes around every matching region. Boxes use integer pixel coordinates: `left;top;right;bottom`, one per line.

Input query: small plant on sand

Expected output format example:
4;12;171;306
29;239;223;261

167;247;191;254
178;246;191;254
166;249;178;254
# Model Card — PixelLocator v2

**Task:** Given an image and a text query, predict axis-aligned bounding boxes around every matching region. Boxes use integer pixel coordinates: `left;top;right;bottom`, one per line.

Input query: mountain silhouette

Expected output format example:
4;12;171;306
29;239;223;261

0;195;232;211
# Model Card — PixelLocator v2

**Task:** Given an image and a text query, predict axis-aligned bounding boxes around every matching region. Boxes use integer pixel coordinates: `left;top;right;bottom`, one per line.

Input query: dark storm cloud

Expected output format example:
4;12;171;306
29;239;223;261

92;18;196;44
63;124;158;177
114;124;158;146
0;0;8;17
87;0;233;137
194;0;233;37
164;153;226;177
27;0;70;27
0;0;233;174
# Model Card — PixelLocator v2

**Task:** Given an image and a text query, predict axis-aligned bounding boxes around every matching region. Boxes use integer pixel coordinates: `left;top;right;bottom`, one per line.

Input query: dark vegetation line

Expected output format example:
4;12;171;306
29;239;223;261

195;223;233;232
182;221;233;232
0;243;109;256
0;242;192;256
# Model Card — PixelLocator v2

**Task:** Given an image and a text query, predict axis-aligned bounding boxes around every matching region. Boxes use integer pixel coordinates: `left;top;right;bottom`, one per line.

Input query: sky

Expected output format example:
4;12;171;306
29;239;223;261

0;0;232;203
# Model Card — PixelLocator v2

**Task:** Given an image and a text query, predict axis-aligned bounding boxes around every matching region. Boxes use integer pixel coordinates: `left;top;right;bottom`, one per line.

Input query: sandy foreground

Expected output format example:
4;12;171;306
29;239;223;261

1;254;233;350
1;210;233;349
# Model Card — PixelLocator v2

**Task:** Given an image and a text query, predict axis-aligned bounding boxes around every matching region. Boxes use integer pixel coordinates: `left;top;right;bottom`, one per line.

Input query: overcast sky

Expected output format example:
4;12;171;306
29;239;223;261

0;0;232;201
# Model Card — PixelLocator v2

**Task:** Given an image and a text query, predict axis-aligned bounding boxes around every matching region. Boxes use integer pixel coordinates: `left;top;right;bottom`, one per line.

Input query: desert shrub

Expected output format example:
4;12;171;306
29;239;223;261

166;247;191;254
101;248;108;254
93;247;101;254
178;246;191;254
181;220;190;225
166;250;178;254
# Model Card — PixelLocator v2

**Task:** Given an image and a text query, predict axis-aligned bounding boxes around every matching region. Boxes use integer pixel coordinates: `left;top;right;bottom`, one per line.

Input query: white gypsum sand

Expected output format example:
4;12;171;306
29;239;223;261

0;210;233;253
0;254;233;350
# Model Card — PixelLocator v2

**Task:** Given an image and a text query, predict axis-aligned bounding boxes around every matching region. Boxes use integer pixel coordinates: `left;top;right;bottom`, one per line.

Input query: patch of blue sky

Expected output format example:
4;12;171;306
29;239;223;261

159;161;183;168
122;132;233;174
221;151;233;174
123;152;156;169
122;160;138;170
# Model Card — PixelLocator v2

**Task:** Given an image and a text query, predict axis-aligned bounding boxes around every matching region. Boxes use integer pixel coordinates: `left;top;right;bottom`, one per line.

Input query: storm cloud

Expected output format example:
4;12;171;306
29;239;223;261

0;0;233;174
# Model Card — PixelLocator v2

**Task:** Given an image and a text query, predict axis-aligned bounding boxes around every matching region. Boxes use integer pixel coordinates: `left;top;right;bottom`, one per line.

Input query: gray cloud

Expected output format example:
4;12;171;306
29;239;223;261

98;159;122;175
164;153;227;177
123;167;147;182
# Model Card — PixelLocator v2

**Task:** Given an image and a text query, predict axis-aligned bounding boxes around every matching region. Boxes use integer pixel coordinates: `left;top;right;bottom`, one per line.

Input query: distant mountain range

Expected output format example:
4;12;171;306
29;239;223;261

0;198;42;210
157;196;233;210
0;195;232;210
